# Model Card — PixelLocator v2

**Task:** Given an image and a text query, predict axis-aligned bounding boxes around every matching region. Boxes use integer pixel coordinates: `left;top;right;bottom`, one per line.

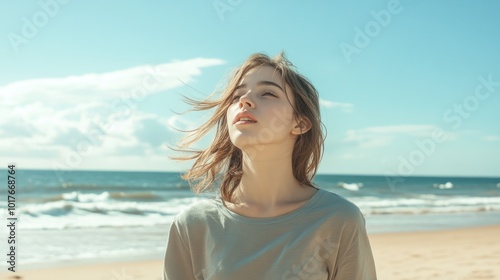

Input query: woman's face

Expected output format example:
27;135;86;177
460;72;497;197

226;66;301;151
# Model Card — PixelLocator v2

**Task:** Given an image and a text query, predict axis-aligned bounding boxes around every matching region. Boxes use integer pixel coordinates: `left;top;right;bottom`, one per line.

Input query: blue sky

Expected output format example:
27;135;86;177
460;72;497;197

1;0;499;177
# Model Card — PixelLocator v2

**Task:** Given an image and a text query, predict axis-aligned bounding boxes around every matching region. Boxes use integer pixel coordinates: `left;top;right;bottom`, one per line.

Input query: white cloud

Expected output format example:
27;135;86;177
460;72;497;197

319;99;353;113
484;135;500;142
0;58;225;170
166;115;197;132
1;58;224;108
341;125;454;148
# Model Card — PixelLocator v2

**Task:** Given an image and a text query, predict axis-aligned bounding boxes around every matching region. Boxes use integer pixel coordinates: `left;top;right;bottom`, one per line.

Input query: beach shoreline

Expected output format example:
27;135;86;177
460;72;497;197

2;224;499;280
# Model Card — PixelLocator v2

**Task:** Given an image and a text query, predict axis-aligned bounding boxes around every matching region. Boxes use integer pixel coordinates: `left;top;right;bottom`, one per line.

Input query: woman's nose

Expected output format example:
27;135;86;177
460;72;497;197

239;94;254;109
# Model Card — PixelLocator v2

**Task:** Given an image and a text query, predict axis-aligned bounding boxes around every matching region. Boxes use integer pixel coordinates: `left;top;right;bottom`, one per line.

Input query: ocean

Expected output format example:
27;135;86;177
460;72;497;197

1;169;499;269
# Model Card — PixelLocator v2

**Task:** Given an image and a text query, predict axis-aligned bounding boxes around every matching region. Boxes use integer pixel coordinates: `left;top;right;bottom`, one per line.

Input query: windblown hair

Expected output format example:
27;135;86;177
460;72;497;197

171;52;325;203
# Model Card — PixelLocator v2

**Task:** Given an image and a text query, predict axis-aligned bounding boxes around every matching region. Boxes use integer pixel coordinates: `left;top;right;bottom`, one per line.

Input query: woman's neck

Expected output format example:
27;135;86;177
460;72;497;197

231;150;311;209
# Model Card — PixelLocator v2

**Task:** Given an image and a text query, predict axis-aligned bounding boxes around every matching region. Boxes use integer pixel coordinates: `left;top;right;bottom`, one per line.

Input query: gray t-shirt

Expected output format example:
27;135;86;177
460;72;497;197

163;188;377;279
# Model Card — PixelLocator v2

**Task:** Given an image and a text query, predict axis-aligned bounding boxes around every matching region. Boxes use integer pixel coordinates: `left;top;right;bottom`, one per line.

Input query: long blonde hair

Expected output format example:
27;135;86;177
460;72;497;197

171;52;325;202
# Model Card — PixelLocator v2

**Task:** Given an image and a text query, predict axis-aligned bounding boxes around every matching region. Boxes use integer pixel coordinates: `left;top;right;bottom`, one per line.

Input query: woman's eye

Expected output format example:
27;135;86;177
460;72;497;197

232;95;241;102
263;91;276;97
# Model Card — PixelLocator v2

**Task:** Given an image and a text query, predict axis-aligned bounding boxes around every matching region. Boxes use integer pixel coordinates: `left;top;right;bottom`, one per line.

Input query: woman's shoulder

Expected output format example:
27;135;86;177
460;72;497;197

314;188;365;223
172;197;218;226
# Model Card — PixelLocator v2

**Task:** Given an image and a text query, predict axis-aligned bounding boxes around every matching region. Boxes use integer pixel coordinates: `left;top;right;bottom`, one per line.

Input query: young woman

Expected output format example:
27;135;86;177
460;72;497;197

163;52;377;279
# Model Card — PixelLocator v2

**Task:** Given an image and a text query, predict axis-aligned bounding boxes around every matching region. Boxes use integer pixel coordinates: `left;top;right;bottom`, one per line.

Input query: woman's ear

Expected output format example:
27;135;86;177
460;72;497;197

291;117;312;135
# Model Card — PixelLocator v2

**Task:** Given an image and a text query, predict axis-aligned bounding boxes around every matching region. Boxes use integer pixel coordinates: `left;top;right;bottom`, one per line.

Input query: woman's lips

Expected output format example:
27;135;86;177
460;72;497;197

234;120;257;125
233;112;257;124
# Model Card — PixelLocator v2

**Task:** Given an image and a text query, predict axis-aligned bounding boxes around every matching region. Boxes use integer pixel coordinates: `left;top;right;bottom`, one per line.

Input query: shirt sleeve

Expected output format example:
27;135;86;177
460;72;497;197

163;219;196;280
331;211;377;280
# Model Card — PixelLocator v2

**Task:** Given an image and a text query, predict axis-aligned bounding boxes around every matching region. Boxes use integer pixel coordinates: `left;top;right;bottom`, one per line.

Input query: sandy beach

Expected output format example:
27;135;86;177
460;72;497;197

371;225;500;279
2;225;499;280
